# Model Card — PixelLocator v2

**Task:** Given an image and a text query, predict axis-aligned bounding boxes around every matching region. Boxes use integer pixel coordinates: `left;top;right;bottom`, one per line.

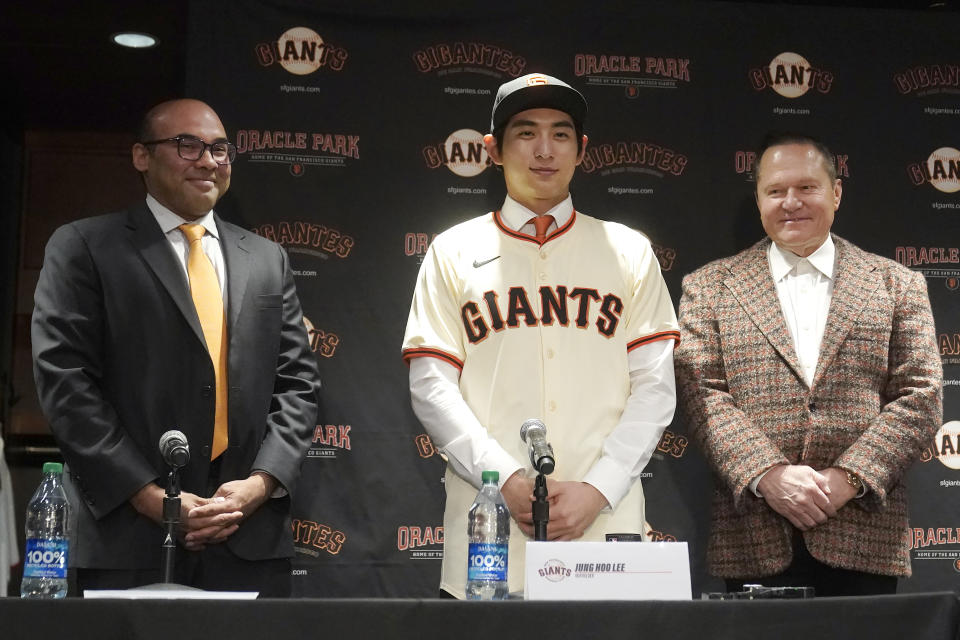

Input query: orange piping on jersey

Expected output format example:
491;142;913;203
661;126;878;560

493;209;577;246
627;330;681;352
402;347;464;371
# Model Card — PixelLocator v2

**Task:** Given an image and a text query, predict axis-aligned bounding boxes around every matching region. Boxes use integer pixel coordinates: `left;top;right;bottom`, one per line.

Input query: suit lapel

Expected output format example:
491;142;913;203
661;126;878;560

125;203;207;346
723;239;806;383
811;235;881;388
217;216;251;331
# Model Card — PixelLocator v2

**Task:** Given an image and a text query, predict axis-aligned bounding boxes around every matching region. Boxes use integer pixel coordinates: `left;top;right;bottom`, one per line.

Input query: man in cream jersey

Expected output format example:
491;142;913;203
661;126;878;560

402;73;679;597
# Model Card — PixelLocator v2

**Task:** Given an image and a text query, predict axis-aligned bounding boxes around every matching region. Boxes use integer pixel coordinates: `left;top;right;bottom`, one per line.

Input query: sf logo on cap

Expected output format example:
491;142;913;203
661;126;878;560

526;75;550;86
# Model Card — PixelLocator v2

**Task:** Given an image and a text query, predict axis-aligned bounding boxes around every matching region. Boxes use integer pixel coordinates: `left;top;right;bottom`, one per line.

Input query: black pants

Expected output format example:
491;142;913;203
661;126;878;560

725;535;898;597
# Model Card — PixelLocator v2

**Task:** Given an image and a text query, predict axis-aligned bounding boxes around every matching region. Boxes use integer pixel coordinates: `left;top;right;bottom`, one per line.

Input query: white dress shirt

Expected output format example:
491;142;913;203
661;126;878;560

146;194;228;306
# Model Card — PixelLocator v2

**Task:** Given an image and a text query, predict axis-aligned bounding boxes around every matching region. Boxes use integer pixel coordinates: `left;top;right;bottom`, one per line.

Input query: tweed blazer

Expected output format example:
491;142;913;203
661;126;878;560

675;234;942;578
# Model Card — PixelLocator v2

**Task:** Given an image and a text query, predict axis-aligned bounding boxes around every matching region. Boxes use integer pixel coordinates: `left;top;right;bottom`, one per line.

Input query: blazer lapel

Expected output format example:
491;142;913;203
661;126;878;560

125;203;207;346
811;235;881;388
217;216;251;331
723;239;806;383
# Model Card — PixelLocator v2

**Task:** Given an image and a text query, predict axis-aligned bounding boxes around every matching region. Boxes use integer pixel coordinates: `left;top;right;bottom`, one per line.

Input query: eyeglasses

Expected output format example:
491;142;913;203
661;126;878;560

140;135;237;165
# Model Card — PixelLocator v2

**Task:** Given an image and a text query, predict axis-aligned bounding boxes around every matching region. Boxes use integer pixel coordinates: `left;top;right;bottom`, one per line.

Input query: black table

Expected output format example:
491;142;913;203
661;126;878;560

2;592;958;640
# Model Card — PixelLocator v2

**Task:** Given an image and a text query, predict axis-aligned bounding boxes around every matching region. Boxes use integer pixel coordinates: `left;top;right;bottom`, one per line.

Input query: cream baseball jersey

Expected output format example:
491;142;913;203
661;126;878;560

402;204;679;596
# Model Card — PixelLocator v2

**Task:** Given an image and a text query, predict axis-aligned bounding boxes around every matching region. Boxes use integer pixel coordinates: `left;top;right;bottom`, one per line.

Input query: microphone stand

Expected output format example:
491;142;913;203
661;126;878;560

160;466;182;584
532;472;549;541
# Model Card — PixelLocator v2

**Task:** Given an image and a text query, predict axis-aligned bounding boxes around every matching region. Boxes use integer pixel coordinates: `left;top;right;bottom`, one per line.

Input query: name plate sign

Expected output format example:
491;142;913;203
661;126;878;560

524;541;691;600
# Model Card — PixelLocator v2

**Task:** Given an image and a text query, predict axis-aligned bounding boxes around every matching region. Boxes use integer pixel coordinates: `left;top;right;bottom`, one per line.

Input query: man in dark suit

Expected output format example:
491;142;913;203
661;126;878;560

31;99;320;596
675;133;942;596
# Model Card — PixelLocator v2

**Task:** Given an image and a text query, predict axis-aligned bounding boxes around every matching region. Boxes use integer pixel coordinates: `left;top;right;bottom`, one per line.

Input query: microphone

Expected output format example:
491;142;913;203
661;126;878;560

159;430;190;469
520;419;555;475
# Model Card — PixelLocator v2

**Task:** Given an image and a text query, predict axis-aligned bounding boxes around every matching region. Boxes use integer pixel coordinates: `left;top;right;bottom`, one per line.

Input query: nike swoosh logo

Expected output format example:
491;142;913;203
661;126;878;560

472;256;501;268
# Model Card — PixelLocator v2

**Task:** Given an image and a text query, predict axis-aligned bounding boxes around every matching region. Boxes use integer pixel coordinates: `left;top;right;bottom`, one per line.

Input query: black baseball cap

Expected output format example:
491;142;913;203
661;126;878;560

490;73;587;132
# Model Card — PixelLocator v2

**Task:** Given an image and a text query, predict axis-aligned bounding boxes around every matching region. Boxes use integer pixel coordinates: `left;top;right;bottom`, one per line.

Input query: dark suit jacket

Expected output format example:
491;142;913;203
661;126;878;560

31;202;321;569
675;235;942;578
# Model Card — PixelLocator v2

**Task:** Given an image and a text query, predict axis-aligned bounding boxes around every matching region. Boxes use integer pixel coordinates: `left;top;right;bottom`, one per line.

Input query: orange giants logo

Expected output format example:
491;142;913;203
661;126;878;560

414;433;438;459
941;331;960;365
655;429;688;459
423;129;491;177
235;130;359;175
293;519;347;555
652;245;677;272
412;42;526;76
253;221;355;260
580;141;688;176
893;64;960;95
302;317;340;358
749;52;834;97
255;27;348;74
397;526;444;560
920;422;960;470
907;147;960;193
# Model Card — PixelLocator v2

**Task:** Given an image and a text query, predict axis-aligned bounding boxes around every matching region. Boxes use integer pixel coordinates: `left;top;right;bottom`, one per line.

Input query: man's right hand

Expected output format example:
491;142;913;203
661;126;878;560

500;471;535;537
756;464;836;531
129;483;242;551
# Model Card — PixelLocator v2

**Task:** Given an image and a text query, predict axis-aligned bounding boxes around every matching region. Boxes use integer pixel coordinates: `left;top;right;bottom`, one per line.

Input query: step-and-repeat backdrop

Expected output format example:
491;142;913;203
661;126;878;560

187;0;960;596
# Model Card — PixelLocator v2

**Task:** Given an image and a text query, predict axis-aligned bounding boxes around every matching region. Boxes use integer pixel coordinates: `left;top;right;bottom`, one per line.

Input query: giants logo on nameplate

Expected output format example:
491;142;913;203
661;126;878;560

412;42;526;81
293;517;347;557
920;421;960;470
734;149;850;183
894;245;960;291
573;52;691;98
235;129;359;176
397;525;444;560
255;27;348;75
253;220;355;263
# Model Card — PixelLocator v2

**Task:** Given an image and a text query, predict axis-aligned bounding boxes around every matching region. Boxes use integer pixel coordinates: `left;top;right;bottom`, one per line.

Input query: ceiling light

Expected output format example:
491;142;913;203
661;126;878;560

111;32;158;49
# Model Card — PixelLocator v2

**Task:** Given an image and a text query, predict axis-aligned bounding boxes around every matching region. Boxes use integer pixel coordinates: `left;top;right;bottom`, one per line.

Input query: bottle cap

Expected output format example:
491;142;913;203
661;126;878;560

42;462;63;474
481;470;499;484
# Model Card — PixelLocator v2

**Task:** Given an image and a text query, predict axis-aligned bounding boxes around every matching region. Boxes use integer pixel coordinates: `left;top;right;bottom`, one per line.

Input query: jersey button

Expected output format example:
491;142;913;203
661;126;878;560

546;349;555;359
548;401;557;412
539;272;547;281
540;252;548;260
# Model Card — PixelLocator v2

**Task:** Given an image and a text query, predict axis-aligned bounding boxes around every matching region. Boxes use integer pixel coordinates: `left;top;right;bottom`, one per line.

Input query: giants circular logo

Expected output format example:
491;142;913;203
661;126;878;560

538;558;571;582
278;27;324;75
769;52;812;98
927;147;960;194
444;129;489;177
935;421;960;470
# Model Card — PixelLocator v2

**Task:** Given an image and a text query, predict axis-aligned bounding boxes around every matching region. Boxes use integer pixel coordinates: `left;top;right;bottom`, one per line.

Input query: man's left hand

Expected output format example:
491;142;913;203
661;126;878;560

540;481;609;541
818;467;858;511
184;472;277;547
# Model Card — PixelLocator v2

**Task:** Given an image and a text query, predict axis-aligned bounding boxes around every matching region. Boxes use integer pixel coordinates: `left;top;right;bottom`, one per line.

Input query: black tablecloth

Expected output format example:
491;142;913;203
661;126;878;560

2;592;958;640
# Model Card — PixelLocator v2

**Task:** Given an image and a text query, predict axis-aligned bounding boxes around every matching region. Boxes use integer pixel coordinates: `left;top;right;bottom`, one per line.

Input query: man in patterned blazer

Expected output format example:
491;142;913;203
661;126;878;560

675;132;942;596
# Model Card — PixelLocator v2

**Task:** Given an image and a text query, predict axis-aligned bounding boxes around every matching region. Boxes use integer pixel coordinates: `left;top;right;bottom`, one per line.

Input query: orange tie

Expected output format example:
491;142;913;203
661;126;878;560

531;215;555;243
180;224;229;460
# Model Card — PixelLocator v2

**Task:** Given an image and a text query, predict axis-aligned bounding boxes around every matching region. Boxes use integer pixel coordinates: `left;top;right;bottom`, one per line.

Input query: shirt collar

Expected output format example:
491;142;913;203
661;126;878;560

499;194;573;232
768;235;835;282
145;194;220;239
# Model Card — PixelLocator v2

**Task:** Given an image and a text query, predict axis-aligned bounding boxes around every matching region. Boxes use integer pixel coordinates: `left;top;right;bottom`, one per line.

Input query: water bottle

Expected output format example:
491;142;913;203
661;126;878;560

21;461;70;598
465;470;510;600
